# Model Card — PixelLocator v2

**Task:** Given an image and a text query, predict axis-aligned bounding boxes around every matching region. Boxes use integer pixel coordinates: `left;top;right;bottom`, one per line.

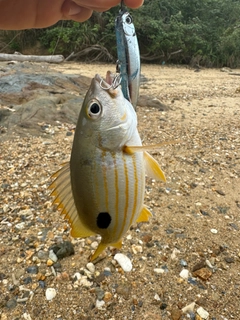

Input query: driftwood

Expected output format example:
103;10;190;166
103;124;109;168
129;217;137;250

229;72;240;76
66;45;114;62
0;53;64;63
140;49;182;61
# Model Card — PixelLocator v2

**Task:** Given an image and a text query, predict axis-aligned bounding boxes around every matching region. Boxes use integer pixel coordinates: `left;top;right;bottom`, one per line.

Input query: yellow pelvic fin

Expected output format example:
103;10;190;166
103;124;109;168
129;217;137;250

144;151;166;182
49;162;95;238
136;205;152;223
123;141;178;155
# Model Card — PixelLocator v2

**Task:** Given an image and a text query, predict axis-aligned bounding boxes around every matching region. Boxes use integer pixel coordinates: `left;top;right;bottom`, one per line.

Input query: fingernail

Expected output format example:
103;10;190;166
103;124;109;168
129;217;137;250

68;2;82;16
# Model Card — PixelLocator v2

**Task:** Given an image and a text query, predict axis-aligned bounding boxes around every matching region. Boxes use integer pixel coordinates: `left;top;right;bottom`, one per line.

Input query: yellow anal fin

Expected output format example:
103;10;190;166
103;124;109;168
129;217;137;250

49;162;94;238
136;205;152;223
144;151;166;182
90;243;108;261
90;240;122;262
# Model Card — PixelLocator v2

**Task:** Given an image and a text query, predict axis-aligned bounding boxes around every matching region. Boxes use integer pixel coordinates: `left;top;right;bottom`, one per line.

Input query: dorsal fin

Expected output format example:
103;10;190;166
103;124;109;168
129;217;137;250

49;163;95;238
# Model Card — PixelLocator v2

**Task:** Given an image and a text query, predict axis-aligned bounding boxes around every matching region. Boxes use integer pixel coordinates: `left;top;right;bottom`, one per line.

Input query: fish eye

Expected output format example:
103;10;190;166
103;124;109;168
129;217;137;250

87;100;102;119
125;14;133;24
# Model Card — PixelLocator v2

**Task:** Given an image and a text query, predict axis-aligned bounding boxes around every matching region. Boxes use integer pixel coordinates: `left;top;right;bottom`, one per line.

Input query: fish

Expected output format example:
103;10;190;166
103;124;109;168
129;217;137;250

49;72;165;261
115;5;140;109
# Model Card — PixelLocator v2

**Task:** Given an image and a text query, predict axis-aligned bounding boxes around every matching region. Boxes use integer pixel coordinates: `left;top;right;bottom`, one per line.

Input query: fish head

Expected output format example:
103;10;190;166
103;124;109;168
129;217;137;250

76;71;137;150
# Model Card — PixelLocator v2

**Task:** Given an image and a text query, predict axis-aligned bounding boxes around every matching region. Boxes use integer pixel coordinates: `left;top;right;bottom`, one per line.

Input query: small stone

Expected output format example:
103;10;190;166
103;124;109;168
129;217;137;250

23;276;32;284
131;244;143;254
47;259;54;266
179;269;189;280
170;308;182;320
96;299;105;309
116;283;131;299
197;306;209;319
37;250;49;261
86;262;95;273
141;233;152;243
95;287;105;300
180;259;188;267
210;229;218;234
182;302;195;314
114;253;132;272
6;299;17;309
224;256;234;263
49;250;58;263
45;288;57;301
193;268;212;281
91;241;99;250
215;189;225;196
192;260;206;272
49;241;74;259
26;266;39;274
153;268;165;274
104;291;112;302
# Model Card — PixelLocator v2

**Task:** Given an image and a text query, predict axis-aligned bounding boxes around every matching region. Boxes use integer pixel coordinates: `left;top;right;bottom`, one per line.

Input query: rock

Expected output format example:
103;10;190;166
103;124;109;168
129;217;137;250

170;308;182;320
114;253;132;272
197;306;209;319
116;283;131;299
104;291;112;302
192;260;206;272
45;288;57;301
95;299;105;309
179;268;189;280
49;241;74;259
6;299;17;309
224;256;234;263
210;229;218;234
182;302;195;314
131;244;143;254
193;268;212;281
49;250;58;263
86;262;95;273
26;265;39;274
154;268;165;274
37;250;49;261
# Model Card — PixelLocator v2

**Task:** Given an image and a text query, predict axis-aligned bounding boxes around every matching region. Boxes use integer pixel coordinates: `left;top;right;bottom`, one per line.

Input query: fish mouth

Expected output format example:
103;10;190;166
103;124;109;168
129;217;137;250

95;71;121;90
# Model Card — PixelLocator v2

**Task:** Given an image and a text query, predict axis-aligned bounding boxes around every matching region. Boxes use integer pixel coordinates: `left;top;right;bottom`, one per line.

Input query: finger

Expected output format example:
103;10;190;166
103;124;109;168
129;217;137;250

124;0;144;9
62;1;93;22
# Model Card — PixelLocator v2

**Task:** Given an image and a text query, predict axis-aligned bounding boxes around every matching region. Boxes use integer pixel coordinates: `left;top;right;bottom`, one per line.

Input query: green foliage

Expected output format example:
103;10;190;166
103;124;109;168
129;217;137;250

1;0;240;67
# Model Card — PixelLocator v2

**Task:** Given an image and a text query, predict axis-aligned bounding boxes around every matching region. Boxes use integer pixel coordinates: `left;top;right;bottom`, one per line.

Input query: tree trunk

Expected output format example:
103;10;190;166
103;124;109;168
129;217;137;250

0;53;64;63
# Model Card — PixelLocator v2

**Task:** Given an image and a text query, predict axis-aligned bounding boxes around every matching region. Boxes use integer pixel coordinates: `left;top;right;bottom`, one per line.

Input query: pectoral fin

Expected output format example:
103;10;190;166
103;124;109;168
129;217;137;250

49;163;95;238
136;205;152;223
144;151;166;182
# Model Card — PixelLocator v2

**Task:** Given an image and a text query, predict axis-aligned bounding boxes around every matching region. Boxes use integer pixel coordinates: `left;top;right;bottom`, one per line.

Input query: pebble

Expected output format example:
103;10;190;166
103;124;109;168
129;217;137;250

131;244;143;254
114;253;132;272
116;283;131;299
179;268;189;280
91;241;99;250
45;288;57;301
193;268;212;280
182;302;195;314
6;299;17;309
170;308;182;320
197;306;209;319
210;229;218;234
49;250;58;263
154;268;165;274
180;259;188;267
37;250;49;261
49;241;74;259
26;266;39;274
96;299;105;309
86;262;95;273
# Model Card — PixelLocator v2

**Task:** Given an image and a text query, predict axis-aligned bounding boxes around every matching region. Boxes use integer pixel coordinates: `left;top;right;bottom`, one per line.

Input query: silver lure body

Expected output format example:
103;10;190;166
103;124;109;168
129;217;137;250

115;8;140;109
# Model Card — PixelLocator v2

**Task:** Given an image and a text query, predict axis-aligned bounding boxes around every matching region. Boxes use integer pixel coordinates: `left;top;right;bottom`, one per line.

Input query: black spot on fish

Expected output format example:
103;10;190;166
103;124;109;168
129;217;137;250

97;212;112;229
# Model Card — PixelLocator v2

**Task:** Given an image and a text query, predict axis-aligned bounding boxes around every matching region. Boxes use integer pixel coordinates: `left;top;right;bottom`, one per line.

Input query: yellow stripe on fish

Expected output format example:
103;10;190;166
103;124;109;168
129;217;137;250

49;72;166;261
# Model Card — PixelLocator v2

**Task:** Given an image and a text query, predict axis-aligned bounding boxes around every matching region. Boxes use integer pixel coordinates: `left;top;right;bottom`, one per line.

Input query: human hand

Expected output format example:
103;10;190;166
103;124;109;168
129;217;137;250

0;0;144;30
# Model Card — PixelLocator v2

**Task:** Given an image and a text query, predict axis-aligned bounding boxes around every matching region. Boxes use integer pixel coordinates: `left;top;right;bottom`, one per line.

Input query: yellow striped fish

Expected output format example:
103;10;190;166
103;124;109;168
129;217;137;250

49;71;166;261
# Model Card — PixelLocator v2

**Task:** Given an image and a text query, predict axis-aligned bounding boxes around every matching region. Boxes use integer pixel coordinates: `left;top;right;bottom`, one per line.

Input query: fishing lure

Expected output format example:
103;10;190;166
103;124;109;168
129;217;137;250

115;1;141;109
